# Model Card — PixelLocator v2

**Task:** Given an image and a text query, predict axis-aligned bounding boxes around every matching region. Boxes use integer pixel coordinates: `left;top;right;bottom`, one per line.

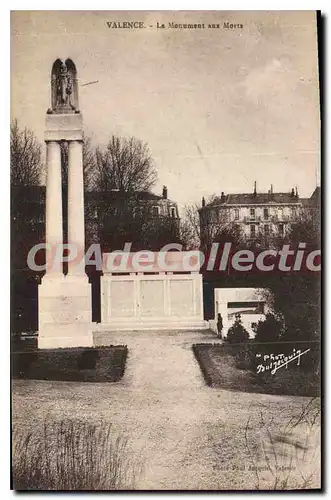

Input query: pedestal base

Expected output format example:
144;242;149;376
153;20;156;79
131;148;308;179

38;274;93;349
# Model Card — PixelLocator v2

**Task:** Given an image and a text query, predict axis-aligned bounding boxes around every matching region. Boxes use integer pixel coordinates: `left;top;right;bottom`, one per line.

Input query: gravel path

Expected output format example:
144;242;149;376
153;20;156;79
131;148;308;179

12;330;320;490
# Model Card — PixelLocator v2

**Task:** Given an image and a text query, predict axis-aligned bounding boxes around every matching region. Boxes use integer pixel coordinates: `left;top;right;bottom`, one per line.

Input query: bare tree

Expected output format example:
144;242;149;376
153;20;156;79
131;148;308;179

90;135;158;251
82;136;97;191
10;119;43;186
180;203;201;250
181;197;245;251
93;135;157;193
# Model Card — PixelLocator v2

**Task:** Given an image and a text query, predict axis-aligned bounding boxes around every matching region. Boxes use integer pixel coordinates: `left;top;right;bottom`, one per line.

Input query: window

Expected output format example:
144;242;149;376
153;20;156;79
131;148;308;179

210;209;218;222
228;301;265;314
250;208;255;220
152;206;160;216
170;207;176;218
278;208;283;220
250;224;256;237
234;208;239;220
263;208;269;220
290;207;296;219
264;224;269;236
279;223;284;236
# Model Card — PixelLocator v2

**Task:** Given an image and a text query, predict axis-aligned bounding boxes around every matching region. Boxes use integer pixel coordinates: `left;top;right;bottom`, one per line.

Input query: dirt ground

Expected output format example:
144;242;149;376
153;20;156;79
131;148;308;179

12;330;321;490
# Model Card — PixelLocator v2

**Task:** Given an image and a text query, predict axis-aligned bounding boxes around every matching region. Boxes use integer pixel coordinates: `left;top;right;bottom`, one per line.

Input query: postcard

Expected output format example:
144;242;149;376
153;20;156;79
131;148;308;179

11;10;321;491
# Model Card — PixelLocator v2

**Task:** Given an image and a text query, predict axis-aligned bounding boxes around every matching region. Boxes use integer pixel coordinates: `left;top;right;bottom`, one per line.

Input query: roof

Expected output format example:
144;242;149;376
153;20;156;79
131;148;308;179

310;186;321;204
11;184;45;194
137;191;163;201
11;184;46;202
12;185;178;205
206;192;301;207
86;189;179;205
300;198;311;207
300;187;320;208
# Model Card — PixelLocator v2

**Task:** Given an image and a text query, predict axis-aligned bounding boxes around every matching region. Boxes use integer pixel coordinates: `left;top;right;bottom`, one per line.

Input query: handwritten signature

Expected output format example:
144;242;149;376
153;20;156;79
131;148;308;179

256;348;311;375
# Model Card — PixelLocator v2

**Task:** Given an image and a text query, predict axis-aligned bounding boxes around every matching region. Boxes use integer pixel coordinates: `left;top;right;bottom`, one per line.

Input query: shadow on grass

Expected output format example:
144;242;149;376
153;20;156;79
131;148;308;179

244;398;321;490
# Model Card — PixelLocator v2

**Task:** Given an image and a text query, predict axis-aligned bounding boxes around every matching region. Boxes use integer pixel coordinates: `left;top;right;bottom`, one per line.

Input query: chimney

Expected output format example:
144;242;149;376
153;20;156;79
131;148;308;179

270;184;273;194
202;196;206;208
162;185;168;199
221;191;226;203
254;181;257;196
291;188;295;197
295;186;299;198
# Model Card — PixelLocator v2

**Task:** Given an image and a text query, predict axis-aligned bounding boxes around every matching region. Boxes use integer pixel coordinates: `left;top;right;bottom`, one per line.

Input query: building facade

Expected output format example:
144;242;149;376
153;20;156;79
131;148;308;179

12;184;180;249
199;183;318;248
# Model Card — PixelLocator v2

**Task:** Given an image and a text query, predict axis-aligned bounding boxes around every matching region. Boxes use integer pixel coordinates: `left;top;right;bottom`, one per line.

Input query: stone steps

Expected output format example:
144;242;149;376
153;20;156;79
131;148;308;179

94;319;208;332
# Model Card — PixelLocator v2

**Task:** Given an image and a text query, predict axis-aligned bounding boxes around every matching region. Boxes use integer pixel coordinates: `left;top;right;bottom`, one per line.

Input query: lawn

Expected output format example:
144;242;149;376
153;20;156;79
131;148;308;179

12;376;321;490
11;330;321;490
193;343;320;397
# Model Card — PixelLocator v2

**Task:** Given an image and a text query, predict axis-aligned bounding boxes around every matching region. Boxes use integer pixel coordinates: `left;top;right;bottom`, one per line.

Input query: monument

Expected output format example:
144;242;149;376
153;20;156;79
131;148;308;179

211;287;270;338
38;59;93;348
99;252;207;331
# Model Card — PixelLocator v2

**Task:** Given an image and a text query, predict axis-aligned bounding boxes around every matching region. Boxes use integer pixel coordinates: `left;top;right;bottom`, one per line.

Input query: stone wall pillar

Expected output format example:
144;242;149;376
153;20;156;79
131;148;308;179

45;141;63;276
67;140;85;276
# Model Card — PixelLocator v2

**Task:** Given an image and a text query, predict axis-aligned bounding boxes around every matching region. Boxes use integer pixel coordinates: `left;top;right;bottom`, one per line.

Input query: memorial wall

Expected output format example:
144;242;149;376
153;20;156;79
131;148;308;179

100;252;207;331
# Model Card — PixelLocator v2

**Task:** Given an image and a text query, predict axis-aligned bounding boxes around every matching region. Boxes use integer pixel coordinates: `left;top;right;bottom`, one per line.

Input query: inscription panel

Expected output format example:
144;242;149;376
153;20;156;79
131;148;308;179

140;280;165;317
39;295;90;324
110;280;135;317
169;280;194;317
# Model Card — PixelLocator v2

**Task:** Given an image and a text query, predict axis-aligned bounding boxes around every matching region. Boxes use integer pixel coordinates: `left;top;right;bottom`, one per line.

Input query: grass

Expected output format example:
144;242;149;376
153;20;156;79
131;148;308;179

210;396;321;490
193;343;320;396
11;346;128;382
12;366;321;490
12;418;141;490
243;398;321;490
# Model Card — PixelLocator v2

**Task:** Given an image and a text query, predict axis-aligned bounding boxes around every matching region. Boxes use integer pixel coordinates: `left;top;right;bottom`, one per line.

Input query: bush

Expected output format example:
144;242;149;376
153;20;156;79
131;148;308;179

226;314;249;344
281;317;320;343
192;342;320;396
12;418;140;490
11;346;128;382
234;345;255;370
252;313;282;343
77;349;100;370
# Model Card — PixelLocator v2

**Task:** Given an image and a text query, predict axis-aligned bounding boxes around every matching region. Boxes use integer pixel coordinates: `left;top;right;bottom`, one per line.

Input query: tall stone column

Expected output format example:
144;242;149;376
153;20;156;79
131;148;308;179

39;59;93;349
45;140;63;276
67;140;86;276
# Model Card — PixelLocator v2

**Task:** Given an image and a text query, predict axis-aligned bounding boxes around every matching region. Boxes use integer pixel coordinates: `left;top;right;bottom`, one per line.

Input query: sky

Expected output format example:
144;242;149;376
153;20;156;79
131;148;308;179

11;10;320;212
